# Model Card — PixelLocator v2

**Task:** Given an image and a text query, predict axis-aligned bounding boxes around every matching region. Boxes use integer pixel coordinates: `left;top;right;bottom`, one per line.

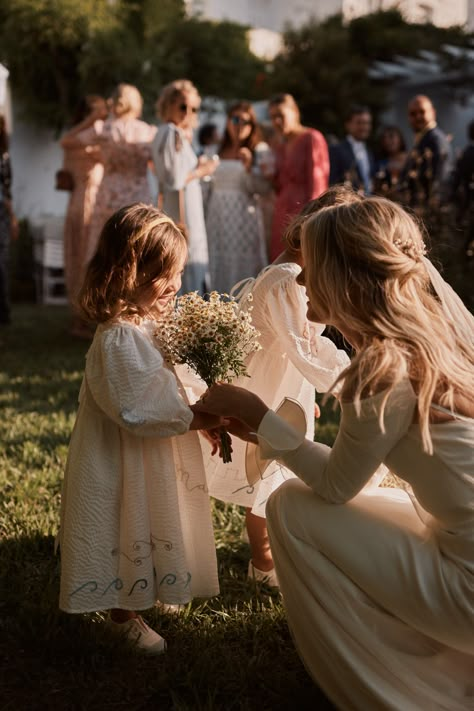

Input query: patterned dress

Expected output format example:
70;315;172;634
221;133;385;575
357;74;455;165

78;117;157;264
59;319;219;613
61;135;104;307
205;145;271;293
271;129;329;261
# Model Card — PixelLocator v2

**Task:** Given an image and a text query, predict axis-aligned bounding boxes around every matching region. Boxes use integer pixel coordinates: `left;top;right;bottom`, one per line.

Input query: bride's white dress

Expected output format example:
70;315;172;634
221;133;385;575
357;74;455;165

261;379;473;710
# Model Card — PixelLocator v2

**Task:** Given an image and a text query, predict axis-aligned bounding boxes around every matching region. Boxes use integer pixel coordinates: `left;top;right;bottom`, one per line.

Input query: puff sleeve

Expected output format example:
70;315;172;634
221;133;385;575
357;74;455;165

264;273;350;393
85;325;193;437
152;123;191;191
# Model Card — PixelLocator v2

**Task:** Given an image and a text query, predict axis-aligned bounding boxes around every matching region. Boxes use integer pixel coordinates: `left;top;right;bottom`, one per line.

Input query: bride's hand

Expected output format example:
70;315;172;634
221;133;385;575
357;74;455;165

192;383;269;430
225;417;258;444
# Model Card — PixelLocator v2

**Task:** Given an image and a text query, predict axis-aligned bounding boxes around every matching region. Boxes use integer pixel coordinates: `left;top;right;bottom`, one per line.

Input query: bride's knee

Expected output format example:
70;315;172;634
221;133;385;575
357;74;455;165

266;478;309;532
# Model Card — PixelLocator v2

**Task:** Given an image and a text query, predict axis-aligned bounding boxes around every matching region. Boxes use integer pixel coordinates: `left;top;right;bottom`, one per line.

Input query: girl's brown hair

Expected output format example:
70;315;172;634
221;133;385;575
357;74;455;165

219;101;262;155
79;203;187;324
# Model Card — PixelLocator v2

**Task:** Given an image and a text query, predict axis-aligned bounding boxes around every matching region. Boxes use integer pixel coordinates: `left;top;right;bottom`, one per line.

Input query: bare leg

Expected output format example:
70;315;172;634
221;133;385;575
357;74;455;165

245;508;274;572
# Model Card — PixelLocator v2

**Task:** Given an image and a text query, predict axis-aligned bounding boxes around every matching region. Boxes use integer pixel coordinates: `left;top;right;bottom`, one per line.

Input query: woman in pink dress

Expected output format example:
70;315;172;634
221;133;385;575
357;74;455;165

61;84;157;271
268;94;329;261
60;95;107;338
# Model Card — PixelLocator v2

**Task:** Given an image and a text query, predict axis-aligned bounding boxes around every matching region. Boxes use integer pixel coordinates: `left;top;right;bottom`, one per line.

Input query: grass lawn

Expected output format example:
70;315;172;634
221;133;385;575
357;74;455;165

0;304;338;711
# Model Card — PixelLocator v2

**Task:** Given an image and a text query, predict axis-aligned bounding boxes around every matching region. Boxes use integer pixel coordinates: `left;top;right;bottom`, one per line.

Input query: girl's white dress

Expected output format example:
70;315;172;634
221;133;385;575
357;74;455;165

59;319;219;613
205;145;271;293
152;123;210;295
262;379;474;711
203;263;350;517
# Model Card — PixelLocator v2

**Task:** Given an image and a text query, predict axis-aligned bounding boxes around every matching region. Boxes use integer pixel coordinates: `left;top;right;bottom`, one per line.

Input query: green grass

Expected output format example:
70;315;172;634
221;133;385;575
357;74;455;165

0;305;337;711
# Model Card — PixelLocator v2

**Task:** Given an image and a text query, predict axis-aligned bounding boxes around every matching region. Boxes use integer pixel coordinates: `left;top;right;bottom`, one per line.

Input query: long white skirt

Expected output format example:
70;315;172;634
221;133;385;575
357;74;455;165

266;480;474;711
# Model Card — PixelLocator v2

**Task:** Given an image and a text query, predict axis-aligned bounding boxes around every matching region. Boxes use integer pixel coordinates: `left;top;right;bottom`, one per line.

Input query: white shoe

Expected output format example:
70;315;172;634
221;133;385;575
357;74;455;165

248;560;279;588
154;600;184;615
107;615;166;655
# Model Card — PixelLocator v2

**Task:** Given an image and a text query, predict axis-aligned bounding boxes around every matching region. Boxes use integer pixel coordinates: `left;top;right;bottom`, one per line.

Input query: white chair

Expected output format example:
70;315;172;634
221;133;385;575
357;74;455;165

33;216;68;305
39;238;68;305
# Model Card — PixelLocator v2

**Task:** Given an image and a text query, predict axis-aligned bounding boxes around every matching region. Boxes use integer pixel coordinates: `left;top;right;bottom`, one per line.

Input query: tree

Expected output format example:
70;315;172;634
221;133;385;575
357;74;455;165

0;0;119;130
0;0;265;129
267;10;473;138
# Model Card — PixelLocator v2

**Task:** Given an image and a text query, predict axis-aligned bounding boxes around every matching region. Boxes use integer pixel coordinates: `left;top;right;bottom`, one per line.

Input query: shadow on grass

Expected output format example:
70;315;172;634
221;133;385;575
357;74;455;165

0;533;334;711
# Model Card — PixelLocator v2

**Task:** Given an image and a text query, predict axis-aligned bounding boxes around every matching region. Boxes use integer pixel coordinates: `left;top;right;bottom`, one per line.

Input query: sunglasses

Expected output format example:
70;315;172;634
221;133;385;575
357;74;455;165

230;115;252;126
179;104;199;114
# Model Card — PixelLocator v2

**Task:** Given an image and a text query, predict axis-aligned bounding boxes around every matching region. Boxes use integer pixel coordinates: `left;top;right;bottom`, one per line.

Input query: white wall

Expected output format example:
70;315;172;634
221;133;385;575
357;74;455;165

10;110;69;222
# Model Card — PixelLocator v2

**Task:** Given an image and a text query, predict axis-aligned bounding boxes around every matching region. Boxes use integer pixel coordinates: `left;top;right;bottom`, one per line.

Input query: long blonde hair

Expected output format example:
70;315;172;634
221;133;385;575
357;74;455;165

79;203;187;324
302;196;474;452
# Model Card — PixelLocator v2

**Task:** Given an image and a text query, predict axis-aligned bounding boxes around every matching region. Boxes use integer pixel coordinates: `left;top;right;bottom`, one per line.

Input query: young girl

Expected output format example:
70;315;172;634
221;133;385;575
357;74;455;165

203;187;356;586
59;203;221;654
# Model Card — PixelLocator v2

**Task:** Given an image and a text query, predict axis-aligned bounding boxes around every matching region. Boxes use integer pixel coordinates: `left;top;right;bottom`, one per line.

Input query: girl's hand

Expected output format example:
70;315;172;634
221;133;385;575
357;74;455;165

200;426;235;457
200;427;222;456
193;383;269;431
189;409;225;431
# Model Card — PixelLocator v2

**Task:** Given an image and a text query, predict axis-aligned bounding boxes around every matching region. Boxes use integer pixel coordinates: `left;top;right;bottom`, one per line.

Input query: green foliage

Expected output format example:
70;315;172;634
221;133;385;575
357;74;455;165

0;0;264;128
268;10;473;136
0;0;119;130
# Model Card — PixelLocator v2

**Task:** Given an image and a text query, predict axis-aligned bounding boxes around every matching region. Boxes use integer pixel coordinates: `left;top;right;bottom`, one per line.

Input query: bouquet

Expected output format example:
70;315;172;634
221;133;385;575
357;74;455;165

155;291;261;462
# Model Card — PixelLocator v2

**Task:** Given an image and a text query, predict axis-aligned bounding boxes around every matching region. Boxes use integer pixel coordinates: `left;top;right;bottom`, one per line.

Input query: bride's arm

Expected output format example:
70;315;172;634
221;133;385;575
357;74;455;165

195;381;416;504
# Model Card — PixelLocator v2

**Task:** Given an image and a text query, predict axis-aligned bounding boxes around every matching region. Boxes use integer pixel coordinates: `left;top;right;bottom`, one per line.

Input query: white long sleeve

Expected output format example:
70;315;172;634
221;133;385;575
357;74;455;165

258;380;416;503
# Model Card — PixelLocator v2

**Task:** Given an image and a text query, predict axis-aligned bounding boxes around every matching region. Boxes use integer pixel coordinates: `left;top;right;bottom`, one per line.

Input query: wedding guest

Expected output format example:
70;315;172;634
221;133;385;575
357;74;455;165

268;94;329;261
152;79;217;295
59;95;107;338
59;203;221;654
195;196;474;710
401;94;452;206
204;187;353;587
205;101;271;293
0;113;18;326
329;104;375;195
61;83;157;269
373;124;407;193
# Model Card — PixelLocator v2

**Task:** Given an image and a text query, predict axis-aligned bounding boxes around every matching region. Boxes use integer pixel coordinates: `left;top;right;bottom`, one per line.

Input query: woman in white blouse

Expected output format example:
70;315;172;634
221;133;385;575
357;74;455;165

152;79;217;295
195;196;474;711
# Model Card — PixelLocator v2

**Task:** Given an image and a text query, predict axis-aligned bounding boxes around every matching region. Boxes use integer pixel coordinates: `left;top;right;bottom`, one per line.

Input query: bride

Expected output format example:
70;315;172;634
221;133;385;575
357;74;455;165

193;196;474;710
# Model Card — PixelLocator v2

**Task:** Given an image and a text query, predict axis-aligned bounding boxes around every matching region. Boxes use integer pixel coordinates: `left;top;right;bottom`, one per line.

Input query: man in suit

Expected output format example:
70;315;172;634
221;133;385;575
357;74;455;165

401;94;452;205
329;105;375;194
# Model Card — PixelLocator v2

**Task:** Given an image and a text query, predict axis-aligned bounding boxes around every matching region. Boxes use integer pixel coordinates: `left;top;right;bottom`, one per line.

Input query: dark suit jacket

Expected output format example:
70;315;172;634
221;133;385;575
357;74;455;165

329;138;376;192
402;126;452;203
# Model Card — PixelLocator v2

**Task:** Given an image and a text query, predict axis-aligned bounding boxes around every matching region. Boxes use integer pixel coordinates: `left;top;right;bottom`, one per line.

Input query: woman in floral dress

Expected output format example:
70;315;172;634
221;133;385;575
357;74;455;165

61;84;157;270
